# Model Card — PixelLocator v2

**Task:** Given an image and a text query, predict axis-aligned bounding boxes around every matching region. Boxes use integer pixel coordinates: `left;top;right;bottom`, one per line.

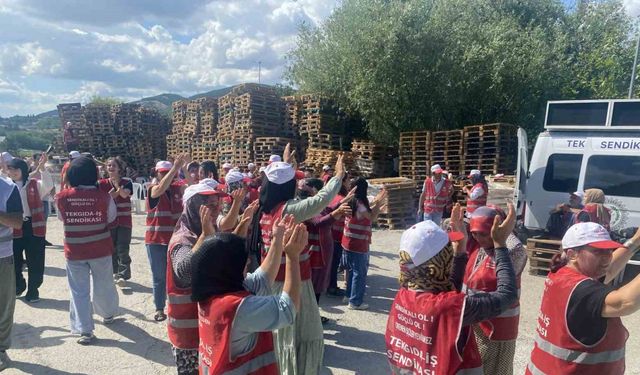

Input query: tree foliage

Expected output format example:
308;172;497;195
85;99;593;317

88;95;123;106
286;0;637;142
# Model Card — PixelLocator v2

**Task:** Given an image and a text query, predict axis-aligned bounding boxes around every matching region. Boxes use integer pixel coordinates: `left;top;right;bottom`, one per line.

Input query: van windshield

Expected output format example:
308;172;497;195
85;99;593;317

543;154;583;193
584;155;640;198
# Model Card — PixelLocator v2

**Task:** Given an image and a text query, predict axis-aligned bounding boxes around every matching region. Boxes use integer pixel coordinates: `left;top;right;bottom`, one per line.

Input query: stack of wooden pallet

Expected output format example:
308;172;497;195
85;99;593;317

463;123;518;175
57;103;92;151
304;148;356;176
254;137;297;166
430;130;463;175
298;95;350;151
167;99;218;162
367;177;416;229
351;139;396;178
526;237;562;276
398;131;430;193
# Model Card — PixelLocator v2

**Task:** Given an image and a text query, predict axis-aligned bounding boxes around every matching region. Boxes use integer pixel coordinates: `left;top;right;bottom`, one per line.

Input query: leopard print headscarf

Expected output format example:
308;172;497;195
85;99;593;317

398;245;454;292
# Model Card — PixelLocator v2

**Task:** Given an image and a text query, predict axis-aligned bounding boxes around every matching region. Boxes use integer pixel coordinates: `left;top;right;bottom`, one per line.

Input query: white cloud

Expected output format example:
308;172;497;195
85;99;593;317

625;0;640;17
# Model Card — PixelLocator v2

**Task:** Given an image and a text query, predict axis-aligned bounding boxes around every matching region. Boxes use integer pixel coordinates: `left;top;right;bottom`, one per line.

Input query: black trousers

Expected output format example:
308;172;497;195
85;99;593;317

111;226;132;280
13;219;46;294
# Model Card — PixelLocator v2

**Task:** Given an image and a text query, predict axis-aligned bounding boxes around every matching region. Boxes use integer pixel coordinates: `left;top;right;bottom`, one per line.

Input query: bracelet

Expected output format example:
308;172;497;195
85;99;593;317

623;239;640;253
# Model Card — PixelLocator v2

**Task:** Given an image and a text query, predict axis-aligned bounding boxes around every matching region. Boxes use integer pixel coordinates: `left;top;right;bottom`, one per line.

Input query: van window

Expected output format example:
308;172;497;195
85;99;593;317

584;155;640;198
546;102;608;126
543;154;583;193
611;102;640;126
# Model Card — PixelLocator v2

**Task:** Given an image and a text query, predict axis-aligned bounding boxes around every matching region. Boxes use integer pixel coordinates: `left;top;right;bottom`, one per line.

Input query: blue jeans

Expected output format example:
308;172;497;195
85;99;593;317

146;244;167;311
329;241;344;290
66;255;119;334
423;211;443;226
342;250;369;306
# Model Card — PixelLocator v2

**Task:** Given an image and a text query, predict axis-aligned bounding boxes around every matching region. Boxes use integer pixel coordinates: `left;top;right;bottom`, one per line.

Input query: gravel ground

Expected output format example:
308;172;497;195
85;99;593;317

5;211;640;375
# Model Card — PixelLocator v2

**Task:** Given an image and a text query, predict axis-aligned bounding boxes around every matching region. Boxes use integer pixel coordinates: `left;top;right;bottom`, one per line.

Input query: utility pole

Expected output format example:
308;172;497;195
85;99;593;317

629;30;640;99
258;61;262;84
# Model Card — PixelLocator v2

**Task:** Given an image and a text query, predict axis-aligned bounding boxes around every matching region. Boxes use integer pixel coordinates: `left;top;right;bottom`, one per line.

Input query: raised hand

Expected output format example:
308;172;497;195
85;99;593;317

231;187;247;202
340;187;356;205
283;143;291;163
199;205;216;237
449;204;468;254
491;201;516;248
37;153;48;171
334;153;345;179
284;223;309;258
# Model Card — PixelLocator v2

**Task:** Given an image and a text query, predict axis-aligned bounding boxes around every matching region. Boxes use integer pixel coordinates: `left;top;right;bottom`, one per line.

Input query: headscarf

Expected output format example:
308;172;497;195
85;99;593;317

471;174;488;192
67;157;98;187
191;233;248;302
170;193;213;251
583;188;610;227
398;245;454;292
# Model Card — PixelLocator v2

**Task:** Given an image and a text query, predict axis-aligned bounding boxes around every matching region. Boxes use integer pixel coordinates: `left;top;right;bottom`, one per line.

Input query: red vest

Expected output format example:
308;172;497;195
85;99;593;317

330;195;345;243
57;188;114;261
463;247;521;340
527;267;628;375
341;210;371;253
166;239;199;350
145;182;183;245
466;183;487;214
98;178;133;228
14;179;46;238
385;288;483;375
306;221;324;269
423;178;452;214
259;202;312;281
575;203;611;231
198;291;278;375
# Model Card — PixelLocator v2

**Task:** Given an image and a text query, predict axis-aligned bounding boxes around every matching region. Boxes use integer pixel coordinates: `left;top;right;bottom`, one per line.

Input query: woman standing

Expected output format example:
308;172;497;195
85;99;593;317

8;155;52;303
385;204;518;374
97;157;133;288
527;222;640;375
574;188;611;230
464;169;488;215
327;176;350;297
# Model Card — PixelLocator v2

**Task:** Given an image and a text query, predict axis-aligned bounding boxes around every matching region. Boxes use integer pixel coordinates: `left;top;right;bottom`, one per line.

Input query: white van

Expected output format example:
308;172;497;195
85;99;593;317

514;100;640;276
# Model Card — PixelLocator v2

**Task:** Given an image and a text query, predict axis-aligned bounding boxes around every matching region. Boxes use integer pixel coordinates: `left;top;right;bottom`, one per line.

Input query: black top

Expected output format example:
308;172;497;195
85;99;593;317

6;186;23;213
567;279;614;345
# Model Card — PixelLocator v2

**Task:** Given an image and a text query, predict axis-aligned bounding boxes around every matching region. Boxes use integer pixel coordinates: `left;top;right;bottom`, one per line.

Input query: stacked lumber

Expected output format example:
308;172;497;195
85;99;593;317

167;98;218;162
367;177;416;230
57;102;171;175
351;139;396;178
430;130;463;175
57;103;91;151
398;131;430;192
303;148;356;176
463;123;518;175
254;137;297;166
298;95;350;151
526;237;562;277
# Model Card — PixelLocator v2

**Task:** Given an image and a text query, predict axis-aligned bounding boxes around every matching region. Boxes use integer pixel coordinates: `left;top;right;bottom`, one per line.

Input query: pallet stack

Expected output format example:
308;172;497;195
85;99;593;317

398;131;431;193
367;177;416;230
57;103;92;151
166;99;218;162
299;95;350;151
463;123;518;175
253;137;297;166
304;148;356;175
526;237;562;276
351;140;396;178
430;130;463;175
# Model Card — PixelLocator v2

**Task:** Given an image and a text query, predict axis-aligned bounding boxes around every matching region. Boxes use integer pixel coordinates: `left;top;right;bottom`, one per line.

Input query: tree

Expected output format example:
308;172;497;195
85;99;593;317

286;0;636;142
88;95;123;106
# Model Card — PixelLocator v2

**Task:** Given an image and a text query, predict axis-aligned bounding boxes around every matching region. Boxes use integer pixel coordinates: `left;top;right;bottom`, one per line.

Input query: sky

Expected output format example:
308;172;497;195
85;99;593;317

0;0;339;116
0;0;639;117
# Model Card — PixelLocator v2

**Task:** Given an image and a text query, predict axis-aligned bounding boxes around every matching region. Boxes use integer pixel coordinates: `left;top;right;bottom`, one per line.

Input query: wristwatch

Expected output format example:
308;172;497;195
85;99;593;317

623;239;640;253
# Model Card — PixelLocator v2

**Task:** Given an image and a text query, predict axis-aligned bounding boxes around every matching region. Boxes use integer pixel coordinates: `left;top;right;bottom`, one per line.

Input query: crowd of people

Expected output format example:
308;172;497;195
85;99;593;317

0;149;638;375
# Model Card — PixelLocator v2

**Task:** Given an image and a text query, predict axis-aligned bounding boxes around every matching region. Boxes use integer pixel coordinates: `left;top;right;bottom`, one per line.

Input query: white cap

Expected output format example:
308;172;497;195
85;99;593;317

1;152;13;163
562;222;622;250
269;155;281;163
222;163;232;169
248;163;255;169
469;169;481;177
155;160;173;172
572;191;585;199
225;170;244;184
199;178;219;190
264;162;295;184
430;164;443;173
322;165;331;171
400;221;464;267
69;151;81;160
259;166;266;173
183;181;226;204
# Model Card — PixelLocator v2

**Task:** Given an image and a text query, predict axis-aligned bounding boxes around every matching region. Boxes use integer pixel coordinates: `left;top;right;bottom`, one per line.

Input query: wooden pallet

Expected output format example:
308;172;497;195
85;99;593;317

526;238;562;277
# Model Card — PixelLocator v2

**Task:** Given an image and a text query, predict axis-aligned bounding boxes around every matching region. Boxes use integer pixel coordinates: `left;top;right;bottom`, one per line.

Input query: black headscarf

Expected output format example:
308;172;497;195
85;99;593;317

191;233;248;302
67;157;97;187
200;160;218;181
7;158;29;186
350;177;371;214
471;174;488;192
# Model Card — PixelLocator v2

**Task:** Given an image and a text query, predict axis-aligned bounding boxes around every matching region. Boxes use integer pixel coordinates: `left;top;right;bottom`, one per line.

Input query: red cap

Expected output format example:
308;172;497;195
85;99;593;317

469;206;500;233
448;231;465;242
295;170;305;180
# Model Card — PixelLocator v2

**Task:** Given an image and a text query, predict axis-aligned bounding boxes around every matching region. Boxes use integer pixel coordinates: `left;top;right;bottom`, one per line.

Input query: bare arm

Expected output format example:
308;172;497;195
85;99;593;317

0;212;23;229
150;167;180;199
602;273;640;317
219;189;246;232
282;223;308;312
604;231;640;284
260;214;293;284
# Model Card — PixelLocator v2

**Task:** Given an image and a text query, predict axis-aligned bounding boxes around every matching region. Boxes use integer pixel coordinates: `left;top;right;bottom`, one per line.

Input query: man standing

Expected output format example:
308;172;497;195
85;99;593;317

417;164;453;225
0;175;24;371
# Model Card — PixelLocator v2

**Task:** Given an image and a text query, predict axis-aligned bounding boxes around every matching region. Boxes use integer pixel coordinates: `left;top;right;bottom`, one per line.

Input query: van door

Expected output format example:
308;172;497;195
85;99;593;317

514;128;528;220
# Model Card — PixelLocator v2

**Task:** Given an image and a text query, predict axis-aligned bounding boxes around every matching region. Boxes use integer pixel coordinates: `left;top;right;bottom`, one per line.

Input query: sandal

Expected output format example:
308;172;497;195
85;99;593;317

154;310;167;322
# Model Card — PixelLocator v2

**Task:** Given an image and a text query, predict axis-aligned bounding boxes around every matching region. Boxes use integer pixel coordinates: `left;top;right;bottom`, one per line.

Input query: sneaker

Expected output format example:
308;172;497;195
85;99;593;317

342;296;349;303
115;278;127;288
348;303;369;310
77;333;95;345
44;240;53;247
15;279;26;297
0;351;11;372
103;316;115;325
25;290;40;303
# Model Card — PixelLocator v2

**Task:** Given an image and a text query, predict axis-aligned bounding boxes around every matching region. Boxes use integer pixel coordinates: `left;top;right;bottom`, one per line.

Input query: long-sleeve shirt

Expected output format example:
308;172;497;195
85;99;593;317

16;170;53;218
283;175;341;222
448;247;518;326
231;268;295;358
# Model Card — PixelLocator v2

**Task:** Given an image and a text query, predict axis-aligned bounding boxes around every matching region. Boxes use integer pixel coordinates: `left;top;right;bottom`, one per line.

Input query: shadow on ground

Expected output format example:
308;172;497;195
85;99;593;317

323;324;387;374
9;361;86;375
99;318;174;366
